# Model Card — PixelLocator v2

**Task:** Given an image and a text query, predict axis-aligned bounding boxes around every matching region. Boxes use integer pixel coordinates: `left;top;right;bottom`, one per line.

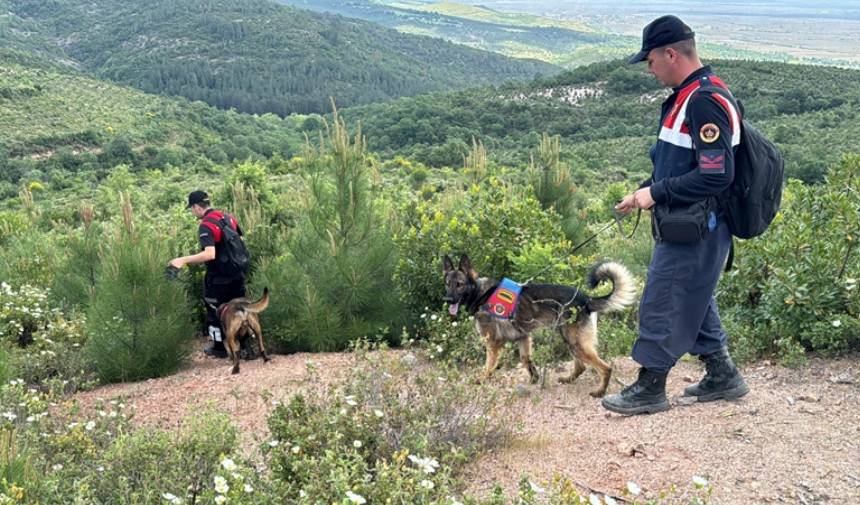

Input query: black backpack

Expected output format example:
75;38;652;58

696;85;785;239
205;213;251;276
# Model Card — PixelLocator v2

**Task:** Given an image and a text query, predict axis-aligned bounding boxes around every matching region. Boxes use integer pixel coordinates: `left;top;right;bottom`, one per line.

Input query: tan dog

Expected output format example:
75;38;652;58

217;287;270;374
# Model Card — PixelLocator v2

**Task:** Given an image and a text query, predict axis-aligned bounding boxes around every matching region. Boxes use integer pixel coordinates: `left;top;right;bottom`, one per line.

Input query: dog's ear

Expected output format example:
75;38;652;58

442;254;454;274
458;254;478;281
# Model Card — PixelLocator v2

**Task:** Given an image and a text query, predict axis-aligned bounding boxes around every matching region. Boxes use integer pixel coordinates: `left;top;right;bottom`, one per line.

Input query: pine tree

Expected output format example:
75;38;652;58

528;133;588;244
260;106;404;351
85;193;195;383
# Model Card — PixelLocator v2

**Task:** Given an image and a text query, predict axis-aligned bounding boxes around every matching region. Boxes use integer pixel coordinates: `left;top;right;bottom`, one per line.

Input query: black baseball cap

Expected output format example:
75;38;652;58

186;190;210;208
629;15;695;64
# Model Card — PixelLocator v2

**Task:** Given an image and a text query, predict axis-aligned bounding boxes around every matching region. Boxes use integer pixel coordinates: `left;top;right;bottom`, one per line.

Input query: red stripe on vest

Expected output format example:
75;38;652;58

709;92;739;134
201;211;237;243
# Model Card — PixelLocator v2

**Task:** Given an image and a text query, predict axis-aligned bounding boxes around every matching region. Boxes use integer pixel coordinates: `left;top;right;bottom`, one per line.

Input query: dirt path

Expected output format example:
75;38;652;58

74;347;860;504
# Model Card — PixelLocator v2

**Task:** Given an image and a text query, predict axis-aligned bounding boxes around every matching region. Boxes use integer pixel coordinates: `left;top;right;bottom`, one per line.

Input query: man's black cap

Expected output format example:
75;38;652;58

186;190;210;208
629;15;695;64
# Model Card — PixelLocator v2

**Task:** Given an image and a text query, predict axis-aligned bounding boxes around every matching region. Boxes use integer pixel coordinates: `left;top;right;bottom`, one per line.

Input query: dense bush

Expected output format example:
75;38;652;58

394;175;579;321
266;346;511;503
719;155;860;363
0;283;94;392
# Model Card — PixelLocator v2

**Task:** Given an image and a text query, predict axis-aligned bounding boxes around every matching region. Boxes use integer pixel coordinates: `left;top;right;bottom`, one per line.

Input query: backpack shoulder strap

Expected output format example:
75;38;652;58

202;211;226;242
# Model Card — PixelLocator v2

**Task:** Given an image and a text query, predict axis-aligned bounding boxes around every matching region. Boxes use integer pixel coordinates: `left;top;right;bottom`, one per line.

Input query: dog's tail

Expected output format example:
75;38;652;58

585;262;636;313
245;287;269;314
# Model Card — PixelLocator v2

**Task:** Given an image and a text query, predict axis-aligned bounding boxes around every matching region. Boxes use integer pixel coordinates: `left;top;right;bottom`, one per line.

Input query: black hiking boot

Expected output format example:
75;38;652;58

683;346;749;402
203;344;228;359
239;339;258;360
602;368;670;415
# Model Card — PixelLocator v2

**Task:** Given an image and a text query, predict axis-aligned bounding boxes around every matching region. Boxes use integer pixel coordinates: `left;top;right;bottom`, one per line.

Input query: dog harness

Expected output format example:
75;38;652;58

482;278;522;319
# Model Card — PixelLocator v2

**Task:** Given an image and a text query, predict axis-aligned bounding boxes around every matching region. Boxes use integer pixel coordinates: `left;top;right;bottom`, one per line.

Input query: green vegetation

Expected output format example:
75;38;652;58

0;56;308;198
0;5;858;500
719;155;860;364
347;59;860;184
8;0;557;116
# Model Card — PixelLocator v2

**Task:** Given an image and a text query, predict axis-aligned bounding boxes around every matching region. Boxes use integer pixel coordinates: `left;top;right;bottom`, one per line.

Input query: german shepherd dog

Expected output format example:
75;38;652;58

217;288;271;374
443;254;636;397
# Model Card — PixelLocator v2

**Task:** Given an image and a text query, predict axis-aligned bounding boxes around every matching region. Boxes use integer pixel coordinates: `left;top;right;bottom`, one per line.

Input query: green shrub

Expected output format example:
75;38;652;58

85;411;239;504
85;194;195;383
0;232;56;289
394;176;578;322
719;155;860;363
49;206;102;311
266;347;511;503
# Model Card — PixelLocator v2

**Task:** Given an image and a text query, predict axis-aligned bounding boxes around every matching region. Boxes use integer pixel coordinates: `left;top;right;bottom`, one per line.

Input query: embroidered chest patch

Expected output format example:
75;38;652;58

483;278;522;319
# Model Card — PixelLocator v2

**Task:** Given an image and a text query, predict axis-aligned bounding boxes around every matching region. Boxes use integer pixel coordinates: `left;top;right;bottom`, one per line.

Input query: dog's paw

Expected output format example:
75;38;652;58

589;389;607;398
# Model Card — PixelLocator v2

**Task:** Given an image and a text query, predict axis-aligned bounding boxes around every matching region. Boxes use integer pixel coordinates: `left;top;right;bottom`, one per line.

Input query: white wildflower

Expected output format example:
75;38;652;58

85;421;96;431
214;496;226;505
299;490;307;498
52;463;63;471
589;494;601;505
420;479;435;490
692;475;709;488
408;454;440;474
162;492;182;504
268;439;279;447
214;475;229;494
221;458;237;471
436;345;443;353
244;483;253;493
291;445;300;454
832;320;842;327
346;490;367;504
353;440;362;448
374;409;384;418
345;395;358;406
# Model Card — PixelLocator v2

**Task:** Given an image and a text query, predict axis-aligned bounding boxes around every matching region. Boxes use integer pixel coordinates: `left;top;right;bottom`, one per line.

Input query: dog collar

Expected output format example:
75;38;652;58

481;278;522;319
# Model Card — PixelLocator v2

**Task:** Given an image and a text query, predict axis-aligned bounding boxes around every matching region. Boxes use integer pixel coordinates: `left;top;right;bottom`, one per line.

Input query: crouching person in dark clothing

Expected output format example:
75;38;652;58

168;190;247;358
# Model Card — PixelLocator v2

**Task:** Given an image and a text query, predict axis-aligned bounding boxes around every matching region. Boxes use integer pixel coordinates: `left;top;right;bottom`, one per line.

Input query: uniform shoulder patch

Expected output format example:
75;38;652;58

699;123;720;143
699;149;726;173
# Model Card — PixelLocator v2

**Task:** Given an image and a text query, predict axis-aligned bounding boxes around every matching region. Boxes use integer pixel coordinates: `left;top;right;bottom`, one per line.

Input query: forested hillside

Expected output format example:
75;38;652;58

279;0;627;66
345;59;860;184
5;0;558;115
0;55;308;199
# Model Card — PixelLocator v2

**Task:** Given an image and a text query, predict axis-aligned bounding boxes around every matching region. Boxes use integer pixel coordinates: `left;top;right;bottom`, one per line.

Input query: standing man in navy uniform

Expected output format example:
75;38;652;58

603;16;749;415
168;190;247;358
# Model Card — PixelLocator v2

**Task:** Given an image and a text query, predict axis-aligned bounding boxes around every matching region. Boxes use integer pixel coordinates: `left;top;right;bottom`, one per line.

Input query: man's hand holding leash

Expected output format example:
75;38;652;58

615;187;655;214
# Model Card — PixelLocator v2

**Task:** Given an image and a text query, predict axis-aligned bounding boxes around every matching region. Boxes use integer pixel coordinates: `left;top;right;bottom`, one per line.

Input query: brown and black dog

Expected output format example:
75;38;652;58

443;254;636;397
217;287;270;374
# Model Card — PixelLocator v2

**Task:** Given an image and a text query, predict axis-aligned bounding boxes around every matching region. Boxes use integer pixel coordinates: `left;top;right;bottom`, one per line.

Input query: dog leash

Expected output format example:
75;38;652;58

569;208;641;256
